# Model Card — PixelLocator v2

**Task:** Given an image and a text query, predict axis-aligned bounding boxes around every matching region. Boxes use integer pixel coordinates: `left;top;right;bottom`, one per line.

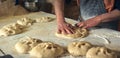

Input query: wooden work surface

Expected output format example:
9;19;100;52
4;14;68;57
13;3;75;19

0;12;120;58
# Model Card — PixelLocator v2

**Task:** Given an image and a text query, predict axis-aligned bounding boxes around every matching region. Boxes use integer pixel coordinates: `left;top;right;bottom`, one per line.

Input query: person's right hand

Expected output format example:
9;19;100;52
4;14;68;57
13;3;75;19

57;21;74;34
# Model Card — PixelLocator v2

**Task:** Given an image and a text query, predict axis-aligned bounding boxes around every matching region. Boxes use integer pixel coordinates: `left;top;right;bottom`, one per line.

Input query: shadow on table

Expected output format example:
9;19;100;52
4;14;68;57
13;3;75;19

0;54;13;58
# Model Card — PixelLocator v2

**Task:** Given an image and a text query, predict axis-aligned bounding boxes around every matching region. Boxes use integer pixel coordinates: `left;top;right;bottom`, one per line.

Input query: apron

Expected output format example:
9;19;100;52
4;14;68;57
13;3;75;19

79;0;118;30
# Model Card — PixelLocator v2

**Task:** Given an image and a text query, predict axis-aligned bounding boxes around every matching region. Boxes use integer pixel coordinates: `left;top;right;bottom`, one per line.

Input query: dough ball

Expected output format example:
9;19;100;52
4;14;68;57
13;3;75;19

86;47;117;58
29;42;64;58
17;17;35;26
0;23;23;36
15;37;42;54
35;17;54;23
55;27;88;39
67;41;92;56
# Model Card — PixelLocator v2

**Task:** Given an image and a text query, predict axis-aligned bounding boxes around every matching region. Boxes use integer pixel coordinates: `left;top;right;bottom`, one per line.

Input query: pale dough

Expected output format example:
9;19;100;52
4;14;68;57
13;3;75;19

0;23;24;36
17;17;35;26
15;37;42;54
86;47;117;58
55;27;88;39
35;16;54;23
67;41;92;56
29;42;64;58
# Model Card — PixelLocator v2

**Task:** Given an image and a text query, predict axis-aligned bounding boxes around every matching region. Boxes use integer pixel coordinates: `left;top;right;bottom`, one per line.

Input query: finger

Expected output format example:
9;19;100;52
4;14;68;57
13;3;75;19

62;29;67;34
69;28;75;34
69;25;74;29
69;27;75;34
83;26;88;29
77;22;84;27
65;28;74;34
83;25;90;29
57;29;61;34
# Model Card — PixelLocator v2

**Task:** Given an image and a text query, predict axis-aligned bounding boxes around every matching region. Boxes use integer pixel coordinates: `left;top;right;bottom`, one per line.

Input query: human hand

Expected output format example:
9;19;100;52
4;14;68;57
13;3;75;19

76;16;102;28
57;21;74;34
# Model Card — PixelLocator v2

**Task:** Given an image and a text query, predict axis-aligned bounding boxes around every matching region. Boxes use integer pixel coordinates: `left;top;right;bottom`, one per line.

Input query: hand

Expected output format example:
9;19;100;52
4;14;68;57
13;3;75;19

57;21;74;34
77;16;102;28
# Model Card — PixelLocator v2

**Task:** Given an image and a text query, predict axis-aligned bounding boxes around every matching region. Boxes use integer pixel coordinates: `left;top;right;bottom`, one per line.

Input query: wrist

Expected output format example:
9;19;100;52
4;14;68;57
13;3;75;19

57;20;65;24
96;14;105;22
57;18;65;23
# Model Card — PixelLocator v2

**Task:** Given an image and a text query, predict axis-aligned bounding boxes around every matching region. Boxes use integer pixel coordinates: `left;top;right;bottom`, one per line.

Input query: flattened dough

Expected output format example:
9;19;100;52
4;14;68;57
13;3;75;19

29;42;64;58
86;47;117;58
67;41;92;56
35;16;54;23
17;17;35;26
55;27;88;39
0;23;24;36
15;37;42;54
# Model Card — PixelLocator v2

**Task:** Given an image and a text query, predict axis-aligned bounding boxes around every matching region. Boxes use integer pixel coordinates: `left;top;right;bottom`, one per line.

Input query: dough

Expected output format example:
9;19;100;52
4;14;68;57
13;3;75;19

67;41;92;56
17;17;35;26
15;37;42;54
0;23;24;36
55;27;88;39
35;17;54;23
86;47;117;58
29;42;64;58
2;23;24;30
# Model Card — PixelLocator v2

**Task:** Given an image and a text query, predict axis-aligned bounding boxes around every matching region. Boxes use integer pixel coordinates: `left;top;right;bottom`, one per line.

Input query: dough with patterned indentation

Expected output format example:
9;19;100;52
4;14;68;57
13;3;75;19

67;41;92;56
29;42;64;58
55;27;88;39
17;17;35;26
35;17;54;23
15;37;42;54
86;47;117;58
0;23;24;36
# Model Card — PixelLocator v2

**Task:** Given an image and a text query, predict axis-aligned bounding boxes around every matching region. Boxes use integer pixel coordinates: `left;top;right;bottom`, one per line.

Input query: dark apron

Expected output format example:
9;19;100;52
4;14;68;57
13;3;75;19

79;0;118;30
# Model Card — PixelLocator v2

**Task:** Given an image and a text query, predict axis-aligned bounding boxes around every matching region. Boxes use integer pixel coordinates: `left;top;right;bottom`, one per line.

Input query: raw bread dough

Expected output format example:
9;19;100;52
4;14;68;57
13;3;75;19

86;47;117;58
55;27;88;39
0;23;24;36
2;23;24;29
29;42;64;58
35;17;54;23
15;37;42;54
67;41;92;56
17;17;35;26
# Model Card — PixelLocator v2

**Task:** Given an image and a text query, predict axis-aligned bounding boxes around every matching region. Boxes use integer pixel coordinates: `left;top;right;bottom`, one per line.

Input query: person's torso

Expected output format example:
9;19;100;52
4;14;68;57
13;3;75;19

80;0;107;20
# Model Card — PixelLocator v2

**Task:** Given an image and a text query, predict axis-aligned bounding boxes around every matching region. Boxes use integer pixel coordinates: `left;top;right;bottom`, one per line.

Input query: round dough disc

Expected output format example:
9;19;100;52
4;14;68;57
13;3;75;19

55;27;88;39
86;47;117;58
0;23;24;36
15;37;42;54
29;42;64;58
67;41;92;56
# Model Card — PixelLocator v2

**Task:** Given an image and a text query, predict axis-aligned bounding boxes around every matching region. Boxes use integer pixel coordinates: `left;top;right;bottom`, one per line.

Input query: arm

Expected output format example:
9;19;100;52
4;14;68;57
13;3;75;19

54;0;65;23
77;9;120;28
100;9;120;22
53;0;74;34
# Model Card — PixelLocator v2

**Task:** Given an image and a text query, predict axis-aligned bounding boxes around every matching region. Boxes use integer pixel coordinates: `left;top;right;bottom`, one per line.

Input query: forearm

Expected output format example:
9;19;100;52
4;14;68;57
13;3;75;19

54;0;65;23
99;9;120;22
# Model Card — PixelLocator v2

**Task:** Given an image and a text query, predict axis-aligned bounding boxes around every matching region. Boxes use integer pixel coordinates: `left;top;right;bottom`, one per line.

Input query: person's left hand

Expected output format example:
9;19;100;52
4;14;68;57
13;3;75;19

76;16;102;28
